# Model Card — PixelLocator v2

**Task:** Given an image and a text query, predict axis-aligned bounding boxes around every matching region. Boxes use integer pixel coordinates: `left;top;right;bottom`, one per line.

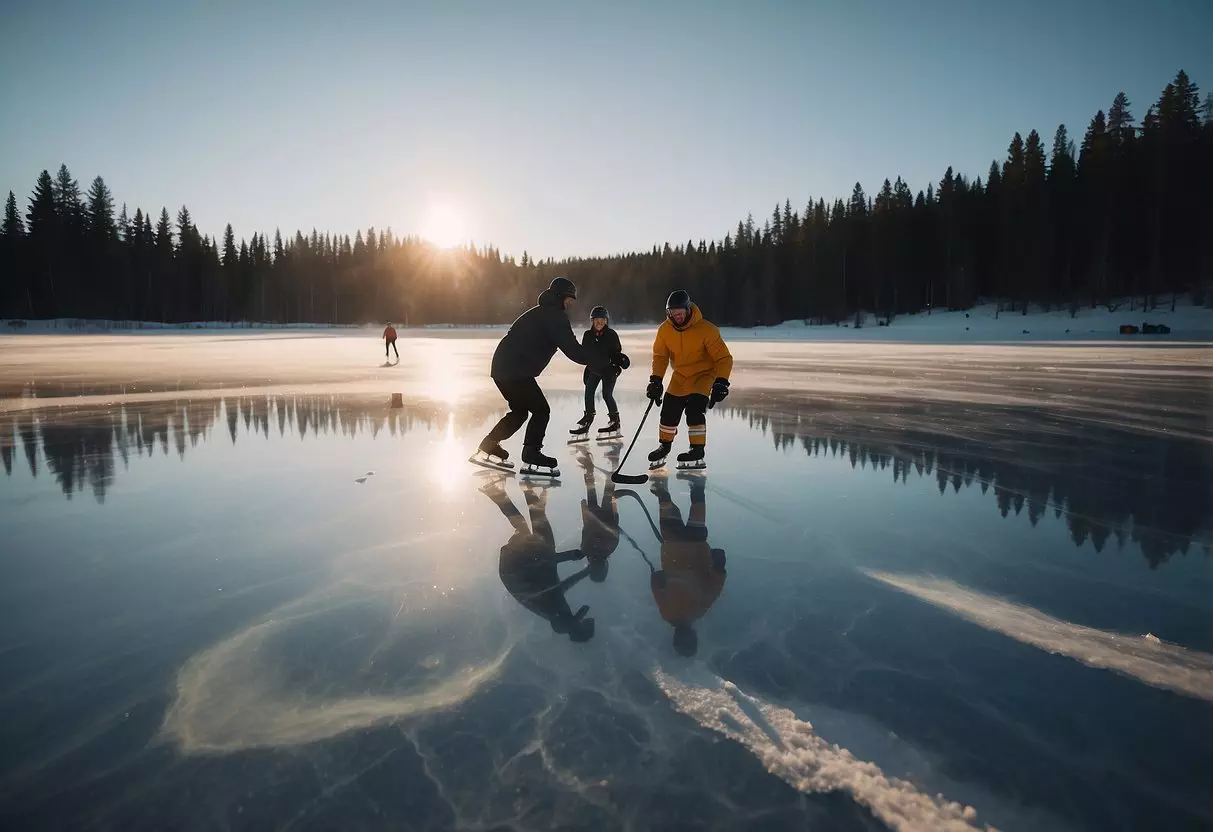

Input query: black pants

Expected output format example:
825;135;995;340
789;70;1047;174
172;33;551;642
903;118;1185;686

385;338;398;358
487;377;550;448
584;371;618;416
659;393;708;445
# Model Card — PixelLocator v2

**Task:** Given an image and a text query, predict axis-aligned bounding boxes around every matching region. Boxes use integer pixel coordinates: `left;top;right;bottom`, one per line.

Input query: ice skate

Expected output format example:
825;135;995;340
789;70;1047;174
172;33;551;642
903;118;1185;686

469;437;514;473
596;414;622;442
520;444;561;480
647;441;671;471
568;411;593;444
675;445;706;471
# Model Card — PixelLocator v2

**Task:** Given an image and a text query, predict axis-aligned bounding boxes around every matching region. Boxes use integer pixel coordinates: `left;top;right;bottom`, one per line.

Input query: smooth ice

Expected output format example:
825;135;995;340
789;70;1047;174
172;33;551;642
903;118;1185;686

1;331;1211;832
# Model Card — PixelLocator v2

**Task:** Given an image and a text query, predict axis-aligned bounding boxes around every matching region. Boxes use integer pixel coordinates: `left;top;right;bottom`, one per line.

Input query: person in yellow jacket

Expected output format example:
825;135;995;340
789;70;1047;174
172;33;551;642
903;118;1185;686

648;476;726;657
646;289;734;469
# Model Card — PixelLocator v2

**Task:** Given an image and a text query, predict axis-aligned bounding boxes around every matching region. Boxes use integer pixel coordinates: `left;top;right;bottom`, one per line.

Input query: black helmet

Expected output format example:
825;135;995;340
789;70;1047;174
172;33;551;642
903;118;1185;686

589;305;608;319
666;289;691;311
549;276;577;300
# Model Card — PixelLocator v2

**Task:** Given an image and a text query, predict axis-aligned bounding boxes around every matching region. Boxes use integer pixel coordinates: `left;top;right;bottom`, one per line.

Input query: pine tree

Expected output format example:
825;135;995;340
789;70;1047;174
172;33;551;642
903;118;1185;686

2;191;28;316
2;191;24;236
222;223;238;268
85;176;116;240
25;171;58;316
1107;93;1134;144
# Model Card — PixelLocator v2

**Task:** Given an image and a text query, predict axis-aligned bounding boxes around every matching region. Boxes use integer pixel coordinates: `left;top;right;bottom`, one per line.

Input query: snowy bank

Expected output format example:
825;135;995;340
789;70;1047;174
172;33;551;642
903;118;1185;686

0;319;360;334
718;300;1213;343
4;298;1211;343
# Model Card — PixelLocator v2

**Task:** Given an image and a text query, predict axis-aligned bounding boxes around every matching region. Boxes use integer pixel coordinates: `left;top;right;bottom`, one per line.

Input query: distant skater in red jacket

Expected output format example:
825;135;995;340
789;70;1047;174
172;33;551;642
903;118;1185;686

383;322;398;359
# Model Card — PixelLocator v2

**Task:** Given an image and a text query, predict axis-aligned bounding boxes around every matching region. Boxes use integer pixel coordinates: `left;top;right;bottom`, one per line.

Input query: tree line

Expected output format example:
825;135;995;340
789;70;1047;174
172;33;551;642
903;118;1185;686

6;391;1207;567
2;70;1210;326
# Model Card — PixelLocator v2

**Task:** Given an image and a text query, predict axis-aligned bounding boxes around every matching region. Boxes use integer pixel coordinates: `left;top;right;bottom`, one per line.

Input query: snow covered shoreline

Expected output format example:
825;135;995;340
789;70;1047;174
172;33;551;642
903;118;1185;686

3;299;1211;343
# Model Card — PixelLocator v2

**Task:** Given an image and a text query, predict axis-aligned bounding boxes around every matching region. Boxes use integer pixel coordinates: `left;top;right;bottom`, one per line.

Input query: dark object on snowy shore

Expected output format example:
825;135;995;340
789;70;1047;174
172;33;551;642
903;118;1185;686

1120;324;1140;334
1141;322;1171;334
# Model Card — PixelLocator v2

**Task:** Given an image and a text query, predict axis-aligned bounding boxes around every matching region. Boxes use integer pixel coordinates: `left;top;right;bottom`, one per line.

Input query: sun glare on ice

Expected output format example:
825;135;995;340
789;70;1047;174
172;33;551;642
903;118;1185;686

432;413;465;493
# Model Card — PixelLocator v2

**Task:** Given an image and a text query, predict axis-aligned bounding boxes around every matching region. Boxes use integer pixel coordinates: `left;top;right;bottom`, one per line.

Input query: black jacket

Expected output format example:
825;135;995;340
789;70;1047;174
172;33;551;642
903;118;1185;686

491;289;610;380
580;326;622;378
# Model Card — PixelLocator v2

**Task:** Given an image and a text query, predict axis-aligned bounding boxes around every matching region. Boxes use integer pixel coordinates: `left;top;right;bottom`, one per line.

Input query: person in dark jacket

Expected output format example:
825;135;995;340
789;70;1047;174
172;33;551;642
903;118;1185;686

475;277;621;472
570;305;628;438
481;476;596;643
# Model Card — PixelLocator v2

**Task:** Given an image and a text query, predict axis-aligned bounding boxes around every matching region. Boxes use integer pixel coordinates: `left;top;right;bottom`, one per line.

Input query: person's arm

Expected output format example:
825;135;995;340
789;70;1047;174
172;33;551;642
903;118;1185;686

651;329;670;378
553;313;610;372
704;325;733;380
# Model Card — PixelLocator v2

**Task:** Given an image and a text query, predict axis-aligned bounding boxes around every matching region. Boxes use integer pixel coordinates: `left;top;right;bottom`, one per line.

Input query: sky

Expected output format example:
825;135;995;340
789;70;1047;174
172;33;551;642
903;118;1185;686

2;0;1210;260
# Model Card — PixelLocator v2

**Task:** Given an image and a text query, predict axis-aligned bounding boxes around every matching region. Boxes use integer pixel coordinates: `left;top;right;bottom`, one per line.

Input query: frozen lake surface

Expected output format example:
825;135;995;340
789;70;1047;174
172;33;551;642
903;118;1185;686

1;331;1211;831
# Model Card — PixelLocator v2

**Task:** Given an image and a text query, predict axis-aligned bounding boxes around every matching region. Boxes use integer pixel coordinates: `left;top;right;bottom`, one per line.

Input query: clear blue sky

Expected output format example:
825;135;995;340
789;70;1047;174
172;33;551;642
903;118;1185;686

2;0;1209;260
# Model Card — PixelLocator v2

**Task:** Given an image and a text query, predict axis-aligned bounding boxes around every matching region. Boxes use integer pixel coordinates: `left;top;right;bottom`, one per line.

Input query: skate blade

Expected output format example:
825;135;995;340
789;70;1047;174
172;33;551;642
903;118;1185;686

648;459;668;471
567;435;590;444
468;452;515;473
675;460;707;471
596;432;623;442
519;465;561;482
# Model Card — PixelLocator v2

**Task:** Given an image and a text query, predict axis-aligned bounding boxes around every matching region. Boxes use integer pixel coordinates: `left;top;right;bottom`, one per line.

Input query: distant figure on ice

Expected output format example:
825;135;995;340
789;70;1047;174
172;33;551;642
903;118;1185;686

480;476;596;642
646;290;734;471
569;305;629;443
470;277;623;478
649;476;726;657
383;322;399;360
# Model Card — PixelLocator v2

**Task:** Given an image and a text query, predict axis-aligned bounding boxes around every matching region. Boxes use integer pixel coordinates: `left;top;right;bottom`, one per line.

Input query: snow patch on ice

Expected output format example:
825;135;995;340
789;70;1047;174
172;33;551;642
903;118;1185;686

653;664;994;831
864;570;1213;703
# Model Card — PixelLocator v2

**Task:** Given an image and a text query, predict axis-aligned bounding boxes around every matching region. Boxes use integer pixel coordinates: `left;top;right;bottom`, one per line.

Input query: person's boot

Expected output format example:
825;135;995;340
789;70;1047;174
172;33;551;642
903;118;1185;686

521;444;560;478
648;440;672;469
568;411;593;442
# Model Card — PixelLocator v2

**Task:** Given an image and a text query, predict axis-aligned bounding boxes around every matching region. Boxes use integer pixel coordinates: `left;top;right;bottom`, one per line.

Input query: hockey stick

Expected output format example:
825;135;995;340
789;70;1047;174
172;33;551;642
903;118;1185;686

610;398;656;484
614;488;664;542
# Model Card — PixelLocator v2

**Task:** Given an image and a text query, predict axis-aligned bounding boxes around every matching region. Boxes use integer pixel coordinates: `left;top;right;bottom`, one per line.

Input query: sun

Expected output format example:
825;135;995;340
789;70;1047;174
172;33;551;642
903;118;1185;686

419;200;466;249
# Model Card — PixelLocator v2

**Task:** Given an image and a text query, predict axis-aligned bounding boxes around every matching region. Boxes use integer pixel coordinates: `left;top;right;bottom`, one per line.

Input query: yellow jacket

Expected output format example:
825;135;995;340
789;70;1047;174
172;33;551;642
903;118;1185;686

651;304;733;397
651;544;726;626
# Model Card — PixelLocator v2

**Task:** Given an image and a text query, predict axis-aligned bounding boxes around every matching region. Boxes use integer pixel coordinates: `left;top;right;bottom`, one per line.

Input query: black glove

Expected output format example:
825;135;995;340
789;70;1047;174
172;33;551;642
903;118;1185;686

709;377;730;407
610;352;630;371
646;375;664;403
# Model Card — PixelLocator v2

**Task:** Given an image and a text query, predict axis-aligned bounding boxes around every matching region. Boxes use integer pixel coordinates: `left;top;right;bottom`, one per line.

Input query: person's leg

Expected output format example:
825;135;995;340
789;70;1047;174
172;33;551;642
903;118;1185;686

485;379;530;443
601;374;618;420
685;393;709;448
480;478;529;533
659;393;688;445
653;481;687;538
687;478;707;540
523;486;555;548
391;339;399;359
584;373;600;415
519;379;551;449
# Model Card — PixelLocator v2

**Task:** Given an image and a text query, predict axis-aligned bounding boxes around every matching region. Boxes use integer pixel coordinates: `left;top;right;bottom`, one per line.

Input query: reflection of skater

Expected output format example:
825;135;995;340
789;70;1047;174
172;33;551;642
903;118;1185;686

649;477;726;657
472;277;622;477
481;476;596;642
570;306;628;441
576;448;620;582
646;290;733;471
383;322;399;359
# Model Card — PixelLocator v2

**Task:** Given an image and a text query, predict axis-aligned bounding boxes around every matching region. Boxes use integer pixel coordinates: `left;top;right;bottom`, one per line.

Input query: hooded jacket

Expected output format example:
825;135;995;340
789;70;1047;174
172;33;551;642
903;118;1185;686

651;303;733;397
491;289;611;381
